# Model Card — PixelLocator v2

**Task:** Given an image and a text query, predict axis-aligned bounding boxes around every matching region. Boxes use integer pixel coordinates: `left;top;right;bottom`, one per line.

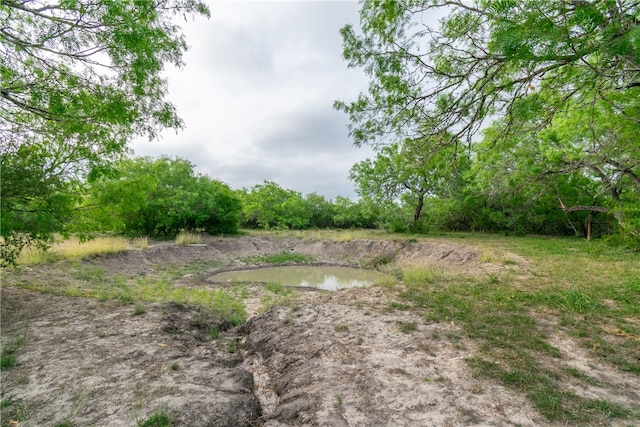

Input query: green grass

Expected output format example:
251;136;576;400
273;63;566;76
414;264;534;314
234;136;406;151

1;335;24;371
208;325;220;340
396;320;418;333
137;407;172;427
133;304;147;316
10;271;246;326
1;396;29;427
394;235;640;424
243;252;314;264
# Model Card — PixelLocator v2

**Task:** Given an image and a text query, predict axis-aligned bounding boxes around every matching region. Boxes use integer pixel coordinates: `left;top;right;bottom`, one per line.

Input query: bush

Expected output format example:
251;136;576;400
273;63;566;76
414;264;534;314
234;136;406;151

80;157;242;237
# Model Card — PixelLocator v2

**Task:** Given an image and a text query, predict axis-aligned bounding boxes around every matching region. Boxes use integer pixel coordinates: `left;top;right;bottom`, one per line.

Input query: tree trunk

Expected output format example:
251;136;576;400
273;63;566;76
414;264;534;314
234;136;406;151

413;195;424;224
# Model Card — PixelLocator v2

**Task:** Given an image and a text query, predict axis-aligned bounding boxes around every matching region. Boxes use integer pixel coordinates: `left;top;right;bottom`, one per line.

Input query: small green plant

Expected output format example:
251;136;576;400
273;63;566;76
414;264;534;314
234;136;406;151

0;355;16;370
208;326;220;340
396;320;418;333
265;282;284;293
226;340;237;353
486;273;499;284
170;363;180;371
1;335;24;371
336;395;343;405
53;420;74;427
137;407;172;427
335;323;349;332
133;304;147;316
388;301;411;311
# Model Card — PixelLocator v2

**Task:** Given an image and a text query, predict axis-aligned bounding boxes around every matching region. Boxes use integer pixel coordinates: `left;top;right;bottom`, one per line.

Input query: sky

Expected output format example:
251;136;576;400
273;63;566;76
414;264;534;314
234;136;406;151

131;1;376;200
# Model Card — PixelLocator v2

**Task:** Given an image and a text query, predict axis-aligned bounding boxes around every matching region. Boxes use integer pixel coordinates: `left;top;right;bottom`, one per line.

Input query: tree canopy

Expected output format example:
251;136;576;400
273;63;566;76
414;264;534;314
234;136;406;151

336;0;640;147
1;0;209;260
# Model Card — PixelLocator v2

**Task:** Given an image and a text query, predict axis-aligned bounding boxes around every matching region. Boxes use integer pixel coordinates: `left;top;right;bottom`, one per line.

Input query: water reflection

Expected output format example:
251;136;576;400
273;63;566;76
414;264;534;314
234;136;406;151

209;266;389;291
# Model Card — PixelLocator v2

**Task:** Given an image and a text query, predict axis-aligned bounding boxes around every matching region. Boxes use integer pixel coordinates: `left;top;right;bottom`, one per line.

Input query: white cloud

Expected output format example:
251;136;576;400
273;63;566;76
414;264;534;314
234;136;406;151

131;0;372;199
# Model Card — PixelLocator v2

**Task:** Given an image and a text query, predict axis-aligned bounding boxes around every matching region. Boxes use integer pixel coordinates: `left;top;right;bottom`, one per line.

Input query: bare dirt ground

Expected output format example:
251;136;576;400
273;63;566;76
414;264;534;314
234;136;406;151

1;235;637;426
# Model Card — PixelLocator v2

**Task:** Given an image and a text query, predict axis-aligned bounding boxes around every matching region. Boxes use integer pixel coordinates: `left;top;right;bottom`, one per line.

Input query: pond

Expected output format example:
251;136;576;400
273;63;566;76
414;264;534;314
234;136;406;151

209;266;390;291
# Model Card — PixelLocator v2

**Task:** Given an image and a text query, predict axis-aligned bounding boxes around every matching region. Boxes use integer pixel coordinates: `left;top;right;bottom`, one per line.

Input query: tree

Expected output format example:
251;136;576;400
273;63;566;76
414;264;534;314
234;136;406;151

336;1;639;148
1;0;209;263
240;181;311;230
472;93;640;240
350;137;468;228
82;157;241;236
303;193;336;229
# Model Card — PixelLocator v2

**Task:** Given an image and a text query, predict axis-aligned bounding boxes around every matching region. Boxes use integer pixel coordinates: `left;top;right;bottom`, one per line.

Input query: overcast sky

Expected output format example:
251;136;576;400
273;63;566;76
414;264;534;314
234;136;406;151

131;1;375;199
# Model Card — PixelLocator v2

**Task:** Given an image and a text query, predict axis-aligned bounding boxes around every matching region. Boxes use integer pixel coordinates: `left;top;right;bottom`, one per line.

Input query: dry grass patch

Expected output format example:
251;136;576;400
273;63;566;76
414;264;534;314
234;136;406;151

18;236;129;265
175;232;202;245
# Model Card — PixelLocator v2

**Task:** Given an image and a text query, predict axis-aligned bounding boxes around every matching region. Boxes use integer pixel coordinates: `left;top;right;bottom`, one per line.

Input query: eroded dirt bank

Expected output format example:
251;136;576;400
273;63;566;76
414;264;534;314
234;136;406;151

2;235;637;426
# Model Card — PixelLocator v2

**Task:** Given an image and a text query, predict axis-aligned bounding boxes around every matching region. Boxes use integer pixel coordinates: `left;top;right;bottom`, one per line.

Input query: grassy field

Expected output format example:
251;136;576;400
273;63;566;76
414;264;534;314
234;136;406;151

4;230;640;424
394;234;640;423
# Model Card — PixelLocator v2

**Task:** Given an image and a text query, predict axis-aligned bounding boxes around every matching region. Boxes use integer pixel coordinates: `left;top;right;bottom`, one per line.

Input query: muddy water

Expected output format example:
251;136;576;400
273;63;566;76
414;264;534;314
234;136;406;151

209;266;390;291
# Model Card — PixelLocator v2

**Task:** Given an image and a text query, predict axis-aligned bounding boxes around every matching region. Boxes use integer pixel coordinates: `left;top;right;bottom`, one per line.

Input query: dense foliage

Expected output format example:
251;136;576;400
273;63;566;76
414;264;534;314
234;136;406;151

238;181;379;230
1;0;209;262
80;157;241;237
336;0;640;246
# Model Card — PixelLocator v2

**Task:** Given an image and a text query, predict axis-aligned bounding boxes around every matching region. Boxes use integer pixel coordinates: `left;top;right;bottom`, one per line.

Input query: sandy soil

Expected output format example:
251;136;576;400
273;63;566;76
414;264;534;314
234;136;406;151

1;235;637;426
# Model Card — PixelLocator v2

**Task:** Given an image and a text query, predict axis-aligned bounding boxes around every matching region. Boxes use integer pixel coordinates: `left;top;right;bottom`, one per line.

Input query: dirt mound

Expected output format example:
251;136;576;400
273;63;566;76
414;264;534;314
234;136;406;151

1;287;260;427
240;287;546;426
292;239;477;267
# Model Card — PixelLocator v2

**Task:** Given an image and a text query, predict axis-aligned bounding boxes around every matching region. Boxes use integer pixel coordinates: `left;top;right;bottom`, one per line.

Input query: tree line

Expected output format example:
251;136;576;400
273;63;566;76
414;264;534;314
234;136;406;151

2;1;639;265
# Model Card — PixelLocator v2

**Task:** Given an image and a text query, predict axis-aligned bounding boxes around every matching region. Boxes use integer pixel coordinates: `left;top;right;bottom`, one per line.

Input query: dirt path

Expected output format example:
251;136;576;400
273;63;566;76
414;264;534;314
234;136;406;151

1;235;636;426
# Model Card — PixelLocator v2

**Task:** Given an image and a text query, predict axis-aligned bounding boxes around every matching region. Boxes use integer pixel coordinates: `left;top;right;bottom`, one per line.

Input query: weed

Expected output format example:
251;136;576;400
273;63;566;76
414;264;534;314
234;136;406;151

175;232;202;245
18;236;131;265
133;304;147;316
396;320;418;333
1;395;29;426
388;301;411;311
1;335;24;371
391;233;640;424
390;367;409;376
170;363;180;371
0;355;16;370
401;265;444;285
365;252;395;268
485;273;499;284
130;237;149;249
137;407;172;427
335;323;349;332
244;252;313;264
336;395;343;405
208;326;220;340
266;282;287;294
226;340;237;353
53;420;73;427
